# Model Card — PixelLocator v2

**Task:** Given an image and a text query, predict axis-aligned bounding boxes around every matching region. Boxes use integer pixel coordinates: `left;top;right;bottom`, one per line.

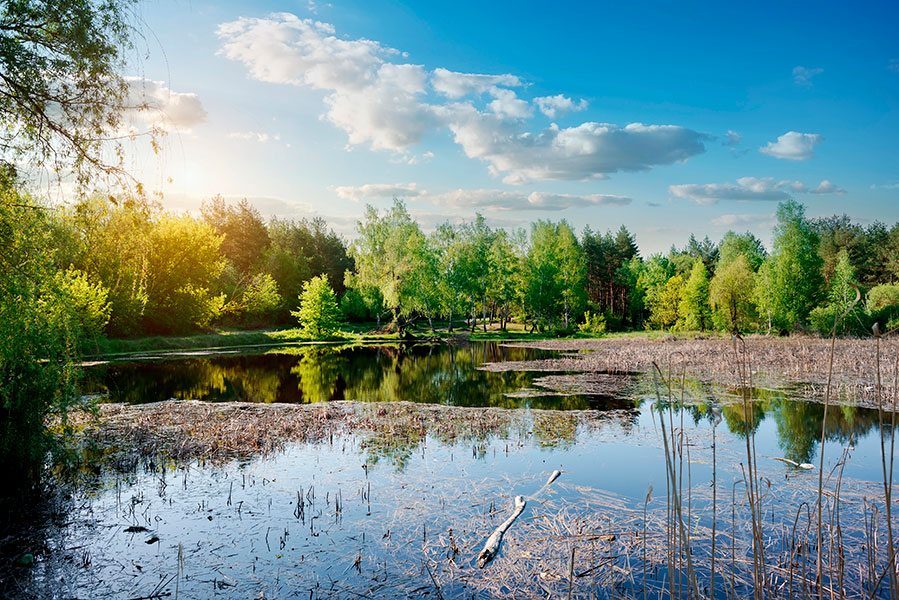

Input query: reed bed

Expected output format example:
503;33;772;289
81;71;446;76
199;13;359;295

494;336;899;408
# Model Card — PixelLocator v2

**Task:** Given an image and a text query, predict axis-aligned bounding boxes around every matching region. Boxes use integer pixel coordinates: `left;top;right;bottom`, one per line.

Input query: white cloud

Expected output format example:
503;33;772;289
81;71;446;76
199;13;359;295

228;131;281;143
888;59;899;73
724;130;742;146
431;189;632;211
334;183;424;202
871;182;899;190
711;213;776;227
217;13;707;181
437;103;706;184
759;131;823;160
534;94;588;118
792;66;824;85
670;176;843;205
487;88;533;119
125;78;207;132
431;68;522;98
810;179;845;194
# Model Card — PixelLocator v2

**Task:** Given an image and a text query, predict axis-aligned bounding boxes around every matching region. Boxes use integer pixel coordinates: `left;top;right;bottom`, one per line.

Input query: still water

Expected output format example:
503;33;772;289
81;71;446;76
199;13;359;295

3;342;896;598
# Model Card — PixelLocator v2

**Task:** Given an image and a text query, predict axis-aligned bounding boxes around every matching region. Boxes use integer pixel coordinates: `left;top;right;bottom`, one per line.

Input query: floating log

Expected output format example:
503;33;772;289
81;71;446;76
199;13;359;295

477;495;526;568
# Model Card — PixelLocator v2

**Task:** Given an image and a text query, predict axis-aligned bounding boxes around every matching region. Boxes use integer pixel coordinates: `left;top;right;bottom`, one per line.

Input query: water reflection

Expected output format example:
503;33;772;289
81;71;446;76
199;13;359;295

82;343;589;409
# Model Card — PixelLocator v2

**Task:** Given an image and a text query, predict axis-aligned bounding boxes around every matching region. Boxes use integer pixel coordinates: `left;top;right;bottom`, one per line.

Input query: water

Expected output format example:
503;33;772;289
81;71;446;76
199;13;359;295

3;342;896;598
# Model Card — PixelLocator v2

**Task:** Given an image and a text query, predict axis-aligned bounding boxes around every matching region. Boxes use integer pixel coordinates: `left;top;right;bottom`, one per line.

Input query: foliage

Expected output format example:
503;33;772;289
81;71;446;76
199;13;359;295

867;283;899;331
718;231;766;271
709;255;756;333
809;250;865;335
242;273;282;321
678;260;712;330
648;275;684;330
293;275;343;338
579;311;607;335
142;214;227;333
0;186;80;484
55;268;111;342
766;200;824;331
202;197;271;275
0;0;142;188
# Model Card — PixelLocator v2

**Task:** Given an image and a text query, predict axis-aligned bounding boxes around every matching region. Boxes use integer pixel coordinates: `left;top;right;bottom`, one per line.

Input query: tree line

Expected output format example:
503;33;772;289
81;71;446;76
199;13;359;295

30;193;899;343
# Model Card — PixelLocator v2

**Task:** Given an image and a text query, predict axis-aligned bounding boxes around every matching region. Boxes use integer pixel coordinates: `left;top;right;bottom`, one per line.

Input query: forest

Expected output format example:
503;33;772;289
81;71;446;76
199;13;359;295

20;190;899;346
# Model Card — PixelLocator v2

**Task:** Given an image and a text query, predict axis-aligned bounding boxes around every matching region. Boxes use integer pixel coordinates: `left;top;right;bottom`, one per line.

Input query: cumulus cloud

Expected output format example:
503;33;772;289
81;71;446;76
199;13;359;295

437;103;707;184
759;131;823;160
431;189;632;211
217;13;707;182
534;94;588;118
125;78;207;132
670;176;843;205
793;66;823;85
334;183;425;202
431;68;522;98
711;213;776;227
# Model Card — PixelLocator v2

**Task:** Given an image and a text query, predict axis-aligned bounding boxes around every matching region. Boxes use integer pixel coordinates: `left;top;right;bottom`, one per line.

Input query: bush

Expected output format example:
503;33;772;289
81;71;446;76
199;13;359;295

579;310;607;335
292;275;343;338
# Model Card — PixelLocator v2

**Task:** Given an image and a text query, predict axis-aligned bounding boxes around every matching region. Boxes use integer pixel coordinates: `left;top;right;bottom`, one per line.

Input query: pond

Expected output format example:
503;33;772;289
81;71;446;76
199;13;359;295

2;341;896;598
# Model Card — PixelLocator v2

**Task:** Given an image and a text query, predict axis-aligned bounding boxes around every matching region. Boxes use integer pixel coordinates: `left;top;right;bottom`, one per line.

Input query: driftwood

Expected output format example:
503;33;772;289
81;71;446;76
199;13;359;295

477;495;526;568
772;457;815;470
476;470;564;568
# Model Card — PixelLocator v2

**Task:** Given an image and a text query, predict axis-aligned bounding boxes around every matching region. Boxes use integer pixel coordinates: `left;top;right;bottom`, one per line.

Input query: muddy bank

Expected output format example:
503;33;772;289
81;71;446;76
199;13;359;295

488;336;899;407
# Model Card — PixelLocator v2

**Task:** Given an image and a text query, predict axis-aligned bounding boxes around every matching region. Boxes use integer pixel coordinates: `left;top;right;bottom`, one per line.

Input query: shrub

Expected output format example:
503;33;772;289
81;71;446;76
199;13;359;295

579;311;607;335
292;275;343;338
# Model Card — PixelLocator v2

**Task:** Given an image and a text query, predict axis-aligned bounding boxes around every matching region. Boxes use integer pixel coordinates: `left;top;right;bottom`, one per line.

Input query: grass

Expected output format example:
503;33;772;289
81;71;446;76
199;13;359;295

83;317;730;361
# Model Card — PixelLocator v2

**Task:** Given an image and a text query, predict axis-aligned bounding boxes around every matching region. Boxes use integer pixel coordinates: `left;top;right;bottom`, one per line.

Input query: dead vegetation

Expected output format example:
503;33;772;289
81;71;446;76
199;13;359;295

492;336;899;407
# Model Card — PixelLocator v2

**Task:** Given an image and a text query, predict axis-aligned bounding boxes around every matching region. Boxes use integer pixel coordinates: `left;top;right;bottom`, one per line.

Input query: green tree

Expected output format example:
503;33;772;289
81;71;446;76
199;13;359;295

142;214;226;333
55;268;111;344
556;221;587;329
521;221;563;331
718;231;767;271
293;275;342;338
0;0;141;187
241;273;282;321
0;185;79;484
709;255;756;333
867;283;899;330
678;260;712;330
202;196;271;275
649;275;684;330
766;200;824;331
809;249;864;335
347;200;425;333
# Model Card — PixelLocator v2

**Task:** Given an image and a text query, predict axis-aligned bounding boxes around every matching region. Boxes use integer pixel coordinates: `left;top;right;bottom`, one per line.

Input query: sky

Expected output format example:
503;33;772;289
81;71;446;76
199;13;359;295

120;0;899;255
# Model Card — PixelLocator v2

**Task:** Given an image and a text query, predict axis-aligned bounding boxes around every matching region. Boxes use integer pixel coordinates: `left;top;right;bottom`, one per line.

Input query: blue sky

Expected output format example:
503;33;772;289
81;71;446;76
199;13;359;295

125;0;899;254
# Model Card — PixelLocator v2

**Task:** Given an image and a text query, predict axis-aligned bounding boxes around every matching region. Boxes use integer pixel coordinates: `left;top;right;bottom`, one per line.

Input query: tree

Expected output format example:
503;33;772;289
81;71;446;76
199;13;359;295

766;200;824;331
293;275;342;338
347;200;424;333
710;255;756;333
556;221;587;329
521;221;563;331
678;260;712;330
649;275;684;330
809;249;864;335
718;231;766;271
0;183;79;484
241;273;282;322
201;197;271;275
142;214;226;333
0;0;141;188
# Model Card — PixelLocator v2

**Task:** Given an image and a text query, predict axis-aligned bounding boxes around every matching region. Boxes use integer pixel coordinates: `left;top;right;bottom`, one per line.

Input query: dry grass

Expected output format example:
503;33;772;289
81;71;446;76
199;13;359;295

493;336;899;408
